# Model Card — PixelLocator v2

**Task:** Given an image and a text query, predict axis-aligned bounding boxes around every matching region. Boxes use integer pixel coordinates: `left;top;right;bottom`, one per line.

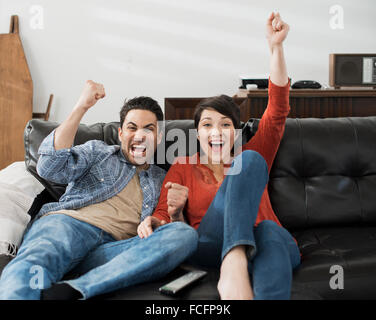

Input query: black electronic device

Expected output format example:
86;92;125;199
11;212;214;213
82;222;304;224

292;80;322;89
240;78;269;89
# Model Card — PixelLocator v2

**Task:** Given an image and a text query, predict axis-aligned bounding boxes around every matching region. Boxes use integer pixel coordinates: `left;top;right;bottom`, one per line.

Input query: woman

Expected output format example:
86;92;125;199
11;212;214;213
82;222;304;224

138;12;300;300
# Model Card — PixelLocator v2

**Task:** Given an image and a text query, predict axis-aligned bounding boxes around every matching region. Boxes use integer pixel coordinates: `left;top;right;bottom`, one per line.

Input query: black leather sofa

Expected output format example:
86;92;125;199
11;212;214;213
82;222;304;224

2;116;376;300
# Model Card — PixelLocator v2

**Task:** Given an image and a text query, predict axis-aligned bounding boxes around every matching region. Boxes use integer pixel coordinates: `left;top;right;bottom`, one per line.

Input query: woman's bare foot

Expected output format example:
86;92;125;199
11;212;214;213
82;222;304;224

217;246;254;300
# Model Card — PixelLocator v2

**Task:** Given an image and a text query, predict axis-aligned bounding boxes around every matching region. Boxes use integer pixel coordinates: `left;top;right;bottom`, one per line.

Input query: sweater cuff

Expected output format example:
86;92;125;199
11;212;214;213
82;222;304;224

152;212;171;223
268;77;290;105
268;77;290;94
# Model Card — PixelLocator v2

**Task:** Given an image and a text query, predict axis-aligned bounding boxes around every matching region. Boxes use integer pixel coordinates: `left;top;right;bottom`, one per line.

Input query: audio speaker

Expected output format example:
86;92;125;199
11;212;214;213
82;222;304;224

329;54;376;88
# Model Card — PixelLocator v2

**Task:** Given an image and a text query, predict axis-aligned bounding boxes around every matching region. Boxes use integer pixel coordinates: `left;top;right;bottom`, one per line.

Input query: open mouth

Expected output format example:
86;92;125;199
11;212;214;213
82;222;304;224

130;144;147;158
209;141;225;153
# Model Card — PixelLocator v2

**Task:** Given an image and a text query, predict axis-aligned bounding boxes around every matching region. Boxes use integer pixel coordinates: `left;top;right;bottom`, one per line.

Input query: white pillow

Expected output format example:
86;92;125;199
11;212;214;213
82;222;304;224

0;161;45;256
0;161;44;198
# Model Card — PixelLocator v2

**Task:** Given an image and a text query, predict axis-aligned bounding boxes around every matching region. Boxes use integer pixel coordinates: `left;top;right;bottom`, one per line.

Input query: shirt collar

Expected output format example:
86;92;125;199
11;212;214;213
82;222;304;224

119;147;154;177
119;147;129;163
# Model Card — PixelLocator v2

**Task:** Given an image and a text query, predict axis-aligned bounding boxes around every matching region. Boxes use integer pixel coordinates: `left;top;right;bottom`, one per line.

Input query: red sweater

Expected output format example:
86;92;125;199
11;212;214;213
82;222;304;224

153;79;290;230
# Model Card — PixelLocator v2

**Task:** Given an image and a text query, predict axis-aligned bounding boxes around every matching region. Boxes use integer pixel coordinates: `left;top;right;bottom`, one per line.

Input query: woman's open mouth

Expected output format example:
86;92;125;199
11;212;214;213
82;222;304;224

209;140;225;153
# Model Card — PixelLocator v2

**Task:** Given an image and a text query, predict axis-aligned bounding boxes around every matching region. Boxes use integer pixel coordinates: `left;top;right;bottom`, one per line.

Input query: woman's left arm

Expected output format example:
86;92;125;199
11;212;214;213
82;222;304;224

266;12;290;86
241;13;291;171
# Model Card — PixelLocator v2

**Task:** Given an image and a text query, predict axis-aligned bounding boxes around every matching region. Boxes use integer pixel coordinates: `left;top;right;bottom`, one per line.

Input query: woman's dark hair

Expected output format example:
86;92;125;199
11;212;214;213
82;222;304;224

120;96;164;128
193;95;240;129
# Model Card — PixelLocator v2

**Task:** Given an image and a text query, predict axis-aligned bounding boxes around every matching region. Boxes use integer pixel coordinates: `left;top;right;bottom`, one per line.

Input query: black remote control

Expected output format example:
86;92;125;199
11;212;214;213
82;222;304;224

159;270;208;295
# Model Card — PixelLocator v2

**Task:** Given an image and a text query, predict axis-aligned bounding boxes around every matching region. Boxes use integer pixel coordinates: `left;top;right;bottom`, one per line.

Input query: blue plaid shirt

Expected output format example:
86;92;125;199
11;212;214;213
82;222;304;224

35;129;166;222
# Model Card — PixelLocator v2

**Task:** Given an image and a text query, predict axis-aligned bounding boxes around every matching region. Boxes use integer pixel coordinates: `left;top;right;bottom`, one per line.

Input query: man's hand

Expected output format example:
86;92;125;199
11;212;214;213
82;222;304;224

137;216;167;238
165;182;189;221
75;80;106;111
266;12;290;49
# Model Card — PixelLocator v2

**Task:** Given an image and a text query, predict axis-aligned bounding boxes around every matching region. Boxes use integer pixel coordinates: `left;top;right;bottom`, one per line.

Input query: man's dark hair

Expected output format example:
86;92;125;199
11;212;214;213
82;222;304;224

193;95;240;129
120;96;164;128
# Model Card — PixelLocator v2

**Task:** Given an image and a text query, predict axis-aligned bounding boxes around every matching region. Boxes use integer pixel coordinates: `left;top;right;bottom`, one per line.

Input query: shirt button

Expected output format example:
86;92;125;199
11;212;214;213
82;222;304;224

100;178;104;182
67;149;71;152
144;186;147;190
132;166;136;169
145;204;149;208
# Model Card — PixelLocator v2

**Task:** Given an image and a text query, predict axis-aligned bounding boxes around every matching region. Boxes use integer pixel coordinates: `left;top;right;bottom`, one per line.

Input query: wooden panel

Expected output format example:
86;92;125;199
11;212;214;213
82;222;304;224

240;97;265;120
165;97;245;120
165;98;202;120
0;16;33;169
165;89;376;121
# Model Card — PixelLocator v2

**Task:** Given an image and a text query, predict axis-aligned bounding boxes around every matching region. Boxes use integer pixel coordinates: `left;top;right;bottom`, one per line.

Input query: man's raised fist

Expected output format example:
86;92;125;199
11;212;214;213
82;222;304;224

76;80;106;110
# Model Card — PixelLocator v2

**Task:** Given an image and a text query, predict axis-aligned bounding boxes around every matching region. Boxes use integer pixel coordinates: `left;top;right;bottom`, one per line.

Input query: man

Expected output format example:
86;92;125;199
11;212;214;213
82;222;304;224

0;80;198;300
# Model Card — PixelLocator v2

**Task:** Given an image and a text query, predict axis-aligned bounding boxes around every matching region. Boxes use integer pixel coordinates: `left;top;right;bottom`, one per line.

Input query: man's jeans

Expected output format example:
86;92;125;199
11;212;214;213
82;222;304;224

0;214;198;299
187;150;301;300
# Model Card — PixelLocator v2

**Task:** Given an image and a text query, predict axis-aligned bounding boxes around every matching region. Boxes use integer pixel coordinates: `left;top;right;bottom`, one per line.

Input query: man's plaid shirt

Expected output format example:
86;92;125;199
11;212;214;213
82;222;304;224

35;129;166;222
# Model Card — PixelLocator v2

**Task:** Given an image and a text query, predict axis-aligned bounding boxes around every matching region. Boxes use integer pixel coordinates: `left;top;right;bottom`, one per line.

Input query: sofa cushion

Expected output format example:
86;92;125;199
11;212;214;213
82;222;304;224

0;254;12;277
292;226;376;299
90;265;221;300
89;264;323;300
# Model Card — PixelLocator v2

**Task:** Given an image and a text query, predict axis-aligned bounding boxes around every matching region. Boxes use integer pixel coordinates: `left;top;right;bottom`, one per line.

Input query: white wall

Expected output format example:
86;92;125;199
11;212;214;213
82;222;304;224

0;0;375;124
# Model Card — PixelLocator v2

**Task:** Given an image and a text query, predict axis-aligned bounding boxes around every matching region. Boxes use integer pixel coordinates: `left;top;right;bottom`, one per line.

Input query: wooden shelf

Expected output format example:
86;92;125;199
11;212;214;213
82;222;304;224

165;89;376;121
235;88;376;98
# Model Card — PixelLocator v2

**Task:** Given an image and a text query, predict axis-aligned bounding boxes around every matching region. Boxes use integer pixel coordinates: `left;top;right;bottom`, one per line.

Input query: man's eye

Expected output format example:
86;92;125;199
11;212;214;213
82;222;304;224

127;127;137;131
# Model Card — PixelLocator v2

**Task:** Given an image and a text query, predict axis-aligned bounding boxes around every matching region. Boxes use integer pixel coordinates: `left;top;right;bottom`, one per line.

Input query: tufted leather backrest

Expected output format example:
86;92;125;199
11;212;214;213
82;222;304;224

268;117;376;231
24;117;376;232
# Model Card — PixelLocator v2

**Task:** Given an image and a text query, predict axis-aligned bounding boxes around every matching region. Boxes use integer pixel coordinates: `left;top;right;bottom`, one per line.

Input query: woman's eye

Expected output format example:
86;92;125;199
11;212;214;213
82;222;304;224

203;123;211;127
223;123;231;127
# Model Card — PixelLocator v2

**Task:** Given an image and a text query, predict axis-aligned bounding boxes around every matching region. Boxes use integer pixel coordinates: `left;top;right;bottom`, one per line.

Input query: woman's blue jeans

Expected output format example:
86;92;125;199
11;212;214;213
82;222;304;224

0;214;198;300
187;150;301;300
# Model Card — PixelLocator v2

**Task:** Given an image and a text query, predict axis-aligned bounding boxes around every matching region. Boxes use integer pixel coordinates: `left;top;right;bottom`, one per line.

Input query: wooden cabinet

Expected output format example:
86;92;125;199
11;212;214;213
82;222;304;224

0;16;33;170
165;89;376;121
